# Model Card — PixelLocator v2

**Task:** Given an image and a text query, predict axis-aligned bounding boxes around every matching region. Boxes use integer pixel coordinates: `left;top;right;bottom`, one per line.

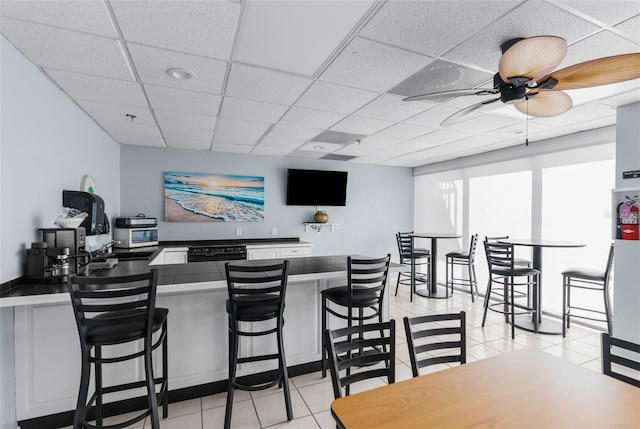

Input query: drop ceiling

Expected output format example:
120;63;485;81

1;0;639;168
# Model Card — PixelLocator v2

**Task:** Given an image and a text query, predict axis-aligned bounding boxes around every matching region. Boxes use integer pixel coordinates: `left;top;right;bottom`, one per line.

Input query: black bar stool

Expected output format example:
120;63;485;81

224;260;292;429
67;269;168;429
562;243;614;337
395;233;429;302
321;254;391;377
445;234;478;301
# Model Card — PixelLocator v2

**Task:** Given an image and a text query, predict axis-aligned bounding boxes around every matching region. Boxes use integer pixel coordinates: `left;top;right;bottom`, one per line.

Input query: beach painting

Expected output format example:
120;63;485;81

164;171;264;222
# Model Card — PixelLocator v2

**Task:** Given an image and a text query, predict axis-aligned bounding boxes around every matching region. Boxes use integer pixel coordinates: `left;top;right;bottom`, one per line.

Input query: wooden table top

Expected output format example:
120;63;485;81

331;349;640;429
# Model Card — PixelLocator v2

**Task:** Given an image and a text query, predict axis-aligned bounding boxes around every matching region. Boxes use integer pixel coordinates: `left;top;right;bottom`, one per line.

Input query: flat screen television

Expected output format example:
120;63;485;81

286;169;348;206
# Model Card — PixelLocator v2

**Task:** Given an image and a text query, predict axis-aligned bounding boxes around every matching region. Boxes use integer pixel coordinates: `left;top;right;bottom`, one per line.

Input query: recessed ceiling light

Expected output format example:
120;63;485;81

509;129;525;135
313;145;325;150
167;68;197;80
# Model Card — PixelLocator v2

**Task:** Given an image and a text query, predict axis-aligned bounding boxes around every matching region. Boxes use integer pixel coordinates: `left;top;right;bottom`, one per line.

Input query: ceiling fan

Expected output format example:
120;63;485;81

403;36;640;126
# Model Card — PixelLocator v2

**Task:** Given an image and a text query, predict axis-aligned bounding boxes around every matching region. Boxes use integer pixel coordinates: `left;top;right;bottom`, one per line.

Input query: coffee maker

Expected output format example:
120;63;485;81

26;227;91;282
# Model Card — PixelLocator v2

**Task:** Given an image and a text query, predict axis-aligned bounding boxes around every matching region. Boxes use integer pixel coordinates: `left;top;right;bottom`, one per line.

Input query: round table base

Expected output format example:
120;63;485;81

515;316;563;335
415;282;452;299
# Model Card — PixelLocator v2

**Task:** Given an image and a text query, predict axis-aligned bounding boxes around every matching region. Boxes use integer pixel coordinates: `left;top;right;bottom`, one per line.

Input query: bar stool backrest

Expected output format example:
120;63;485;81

602;333;640;387
396;232;414;261
467;234;479;263
68;270;159;346
484;241;516;272
347;255;391;306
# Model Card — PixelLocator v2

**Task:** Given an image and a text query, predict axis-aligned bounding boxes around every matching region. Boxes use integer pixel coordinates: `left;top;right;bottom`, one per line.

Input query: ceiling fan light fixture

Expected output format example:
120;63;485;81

167;68;197;80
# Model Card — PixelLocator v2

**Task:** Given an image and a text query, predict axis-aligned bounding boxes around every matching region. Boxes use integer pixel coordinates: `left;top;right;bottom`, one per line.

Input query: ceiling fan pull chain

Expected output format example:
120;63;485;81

525;95;529;147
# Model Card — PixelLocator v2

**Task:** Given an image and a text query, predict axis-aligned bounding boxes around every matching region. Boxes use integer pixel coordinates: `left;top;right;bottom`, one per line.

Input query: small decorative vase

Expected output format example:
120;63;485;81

314;210;329;223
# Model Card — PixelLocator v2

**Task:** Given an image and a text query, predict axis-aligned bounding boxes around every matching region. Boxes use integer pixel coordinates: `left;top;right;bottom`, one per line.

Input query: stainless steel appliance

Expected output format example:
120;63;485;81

26;242;71;282
187;244;247;262
113;217;158;248
38;227;90;277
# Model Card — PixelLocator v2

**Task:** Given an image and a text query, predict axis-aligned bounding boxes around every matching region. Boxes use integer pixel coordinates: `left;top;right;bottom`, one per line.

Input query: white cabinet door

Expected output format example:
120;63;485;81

247;248;280;260
280;246;312;258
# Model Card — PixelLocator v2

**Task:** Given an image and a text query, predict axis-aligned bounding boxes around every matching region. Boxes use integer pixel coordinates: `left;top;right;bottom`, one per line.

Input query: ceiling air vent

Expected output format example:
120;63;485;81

321;154;357;161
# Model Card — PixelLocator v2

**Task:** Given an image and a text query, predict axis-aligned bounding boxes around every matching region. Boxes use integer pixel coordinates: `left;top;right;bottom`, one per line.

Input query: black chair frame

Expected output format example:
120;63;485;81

395;232;430;302
321;255;391;377
562;243;614;337
601;333;640;387
445;234;479;302
403;312;466;377
324;319;396;398
68;269;168;429
224;261;292;429
482;241;540;339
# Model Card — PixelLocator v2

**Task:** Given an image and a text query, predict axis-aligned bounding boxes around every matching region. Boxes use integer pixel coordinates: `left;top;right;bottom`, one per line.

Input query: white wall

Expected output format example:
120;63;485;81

613;101;640;343
0;36;120;429
120;145;414;259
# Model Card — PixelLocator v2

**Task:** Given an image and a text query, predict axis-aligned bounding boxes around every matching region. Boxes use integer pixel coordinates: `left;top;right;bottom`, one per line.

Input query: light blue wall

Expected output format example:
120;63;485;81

120;145;414;259
0;36;120;429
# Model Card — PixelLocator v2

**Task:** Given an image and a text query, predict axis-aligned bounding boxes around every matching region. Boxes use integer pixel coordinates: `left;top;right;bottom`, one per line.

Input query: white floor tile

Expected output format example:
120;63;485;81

253;388;310;427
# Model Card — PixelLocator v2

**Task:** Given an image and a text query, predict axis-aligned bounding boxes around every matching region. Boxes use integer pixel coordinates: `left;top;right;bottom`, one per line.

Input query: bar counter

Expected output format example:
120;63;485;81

2;247;398;426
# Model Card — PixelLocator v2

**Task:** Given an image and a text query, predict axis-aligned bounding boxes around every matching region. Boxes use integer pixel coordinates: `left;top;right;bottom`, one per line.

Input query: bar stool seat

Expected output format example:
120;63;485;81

68;269;168;429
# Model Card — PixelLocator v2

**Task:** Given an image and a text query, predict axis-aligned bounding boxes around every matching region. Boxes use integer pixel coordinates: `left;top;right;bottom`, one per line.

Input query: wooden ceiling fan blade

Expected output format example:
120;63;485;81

402;88;497;102
441;97;501;126
536;53;640;90
514;90;572;117
498;36;567;84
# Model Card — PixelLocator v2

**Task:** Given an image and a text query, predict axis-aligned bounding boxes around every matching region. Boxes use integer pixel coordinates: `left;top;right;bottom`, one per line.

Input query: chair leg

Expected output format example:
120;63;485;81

467;262;475;303
277;321;293;421
603;281;613;335
482;279;492;327
74;347;91;429
395;272;400;297
145;340;160;429
162;322;169;418
95;346;103;426
321;296;328;378
562;276;568;337
224;320;238;429
509;278;515;340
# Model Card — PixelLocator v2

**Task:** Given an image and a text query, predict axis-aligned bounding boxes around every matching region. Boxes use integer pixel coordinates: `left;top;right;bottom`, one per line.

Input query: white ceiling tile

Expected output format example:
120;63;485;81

443;2;601;72
599;88;640;107
127;43;226;94
403;105;460;128
445;113;520;134
286;150;325;159
533;102;616;127
370;140;439;158
235;0;375;76
251;146;293;157
210;144;254;154
212;118;270;145
220;97;289;123
484;121;561;140
297;142;344;153
267;124;321;141
110;133;164;147
354;94;431;122
558;1;640;26
44;69;147;106
615;15;640;44
564;114;617;131
279;107;345;129
166;137;212;151
225;63;312;105
412;129;472;145
320;37;431;92
154;110;216;132
561;30;640;69
351;155;394;164
295;81;378;114
110;0;240;60
97;119;161;140
259;137;305;150
373;123;436;140
75;100;155;125
0;0;117;36
1;18;133;80
360;0;520;57
447;134;505;149
145;84;221;116
330;116;394;135
333;143;384;157
162;126;214;143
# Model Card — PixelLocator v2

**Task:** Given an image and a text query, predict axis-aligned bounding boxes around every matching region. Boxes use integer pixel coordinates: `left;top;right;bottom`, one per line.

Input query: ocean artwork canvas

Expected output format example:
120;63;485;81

164;171;264;222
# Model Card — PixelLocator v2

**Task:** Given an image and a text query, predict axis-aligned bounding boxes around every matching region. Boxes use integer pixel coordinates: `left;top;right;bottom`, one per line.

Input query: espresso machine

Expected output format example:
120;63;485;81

26;227;91;282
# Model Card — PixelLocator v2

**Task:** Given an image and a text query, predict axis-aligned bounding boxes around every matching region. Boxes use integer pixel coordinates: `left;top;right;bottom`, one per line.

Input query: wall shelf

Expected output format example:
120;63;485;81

304;222;338;233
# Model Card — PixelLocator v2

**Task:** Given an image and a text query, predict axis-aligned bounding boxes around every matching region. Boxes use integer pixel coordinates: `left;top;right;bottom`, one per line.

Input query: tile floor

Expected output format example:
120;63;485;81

65;287;606;429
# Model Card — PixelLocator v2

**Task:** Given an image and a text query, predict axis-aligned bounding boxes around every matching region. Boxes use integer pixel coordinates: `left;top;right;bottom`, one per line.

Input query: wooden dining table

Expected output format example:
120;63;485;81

331;349;640;429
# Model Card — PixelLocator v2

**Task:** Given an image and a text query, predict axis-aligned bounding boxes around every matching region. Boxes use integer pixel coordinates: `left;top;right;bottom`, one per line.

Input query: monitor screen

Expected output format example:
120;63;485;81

286;169;348;206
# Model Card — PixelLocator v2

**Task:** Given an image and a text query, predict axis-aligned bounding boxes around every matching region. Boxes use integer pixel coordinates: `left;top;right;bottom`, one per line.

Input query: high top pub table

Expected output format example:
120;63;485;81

410;233;462;299
498;238;586;334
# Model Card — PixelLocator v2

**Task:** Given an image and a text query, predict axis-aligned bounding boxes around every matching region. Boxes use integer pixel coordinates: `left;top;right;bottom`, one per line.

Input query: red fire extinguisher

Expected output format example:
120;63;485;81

619;195;639;240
